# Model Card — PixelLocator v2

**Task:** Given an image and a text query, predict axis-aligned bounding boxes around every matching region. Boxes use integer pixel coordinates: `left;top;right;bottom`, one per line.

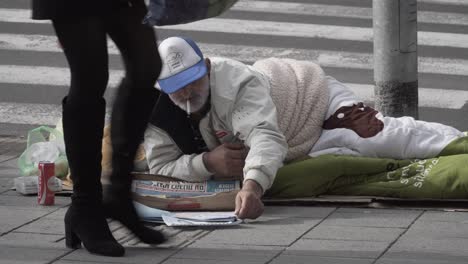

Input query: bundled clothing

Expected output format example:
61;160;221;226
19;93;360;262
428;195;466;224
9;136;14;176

253;58;328;161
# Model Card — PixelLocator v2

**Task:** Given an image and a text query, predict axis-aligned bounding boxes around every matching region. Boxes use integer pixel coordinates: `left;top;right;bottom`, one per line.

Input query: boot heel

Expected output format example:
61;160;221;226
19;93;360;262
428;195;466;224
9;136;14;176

65;224;82;249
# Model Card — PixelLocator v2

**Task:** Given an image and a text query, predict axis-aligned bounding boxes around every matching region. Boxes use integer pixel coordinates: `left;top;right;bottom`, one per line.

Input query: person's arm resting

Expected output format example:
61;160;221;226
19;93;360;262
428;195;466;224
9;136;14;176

232;73;288;193
143;124;212;181
233;81;287;220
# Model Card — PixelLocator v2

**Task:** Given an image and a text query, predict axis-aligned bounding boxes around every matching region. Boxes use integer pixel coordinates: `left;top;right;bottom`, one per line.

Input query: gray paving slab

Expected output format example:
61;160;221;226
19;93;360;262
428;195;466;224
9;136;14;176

0;155;18;164
336;208;422;214
0;158;21;193
123;229;205;249
163;258;263;264
0;164;21;174
321;208;422;228
0;191;70;206
262;206;336;218
0;161;20;171
386;236;468;257
285;238;389;259
0;146;23;163
0;177;15;193
0;245;69;264
0;232;64;249
303;225;405;242
376;257;468;264
16;214;65;235
53;261;99;264
417;211;468;223
12;204;67;236
270;255;375;264
0;157;20;167
403;220;468;239
193;216;321;246
379;251;468;264
62;247;177;264
0;205;55;234
174;243;283;263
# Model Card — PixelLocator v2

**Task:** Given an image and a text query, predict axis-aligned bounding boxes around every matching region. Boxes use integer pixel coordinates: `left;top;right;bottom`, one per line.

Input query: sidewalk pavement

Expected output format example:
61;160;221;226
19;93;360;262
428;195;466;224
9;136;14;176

1;136;468;264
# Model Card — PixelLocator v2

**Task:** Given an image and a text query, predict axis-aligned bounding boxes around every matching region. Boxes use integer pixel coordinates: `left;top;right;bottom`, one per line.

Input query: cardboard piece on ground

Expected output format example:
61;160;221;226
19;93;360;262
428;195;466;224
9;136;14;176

53;172;468;212
263;195;468;211
132;173;239;211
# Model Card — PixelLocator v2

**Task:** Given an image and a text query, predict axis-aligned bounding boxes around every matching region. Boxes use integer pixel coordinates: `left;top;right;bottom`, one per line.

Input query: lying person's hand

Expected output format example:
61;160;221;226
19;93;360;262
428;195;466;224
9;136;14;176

203;143;249;180
235;180;264;219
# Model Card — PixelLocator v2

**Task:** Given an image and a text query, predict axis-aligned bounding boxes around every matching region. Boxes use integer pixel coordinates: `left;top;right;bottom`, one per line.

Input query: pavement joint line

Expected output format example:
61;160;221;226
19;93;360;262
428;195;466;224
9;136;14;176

0;154;20;164
167;229;205;249
156;229;212;264
264;207;340;264
0;203;68;237
286;207;340;246
46;249;75;264
370;209;426;264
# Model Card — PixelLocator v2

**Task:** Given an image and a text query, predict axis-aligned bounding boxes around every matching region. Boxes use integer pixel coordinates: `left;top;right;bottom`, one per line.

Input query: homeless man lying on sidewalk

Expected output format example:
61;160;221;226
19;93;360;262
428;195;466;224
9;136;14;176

143;36;468;219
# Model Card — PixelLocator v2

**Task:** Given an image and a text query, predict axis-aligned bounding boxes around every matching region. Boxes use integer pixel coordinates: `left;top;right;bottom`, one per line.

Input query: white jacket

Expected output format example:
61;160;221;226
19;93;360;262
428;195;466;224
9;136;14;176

144;57;288;192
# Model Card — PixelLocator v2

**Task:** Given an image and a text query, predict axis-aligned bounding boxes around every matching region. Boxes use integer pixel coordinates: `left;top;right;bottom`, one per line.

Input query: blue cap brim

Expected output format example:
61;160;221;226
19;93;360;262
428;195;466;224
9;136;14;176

157;59;207;94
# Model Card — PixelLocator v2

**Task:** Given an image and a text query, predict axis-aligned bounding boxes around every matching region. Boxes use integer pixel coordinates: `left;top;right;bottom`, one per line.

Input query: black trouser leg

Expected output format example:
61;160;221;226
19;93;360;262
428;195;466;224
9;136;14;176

103;1;165;244
53;17;124;257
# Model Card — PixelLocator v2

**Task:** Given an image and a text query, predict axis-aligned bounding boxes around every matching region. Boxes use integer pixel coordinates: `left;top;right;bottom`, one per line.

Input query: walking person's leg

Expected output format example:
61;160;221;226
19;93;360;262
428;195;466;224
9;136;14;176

52;17;124;256
103;1;165;244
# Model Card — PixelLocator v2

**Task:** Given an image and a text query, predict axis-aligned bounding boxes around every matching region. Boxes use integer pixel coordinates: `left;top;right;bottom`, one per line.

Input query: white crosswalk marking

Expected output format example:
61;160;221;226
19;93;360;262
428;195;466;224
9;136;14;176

2;34;468;76
232;1;468;26
0;0;467;129
2;9;468;49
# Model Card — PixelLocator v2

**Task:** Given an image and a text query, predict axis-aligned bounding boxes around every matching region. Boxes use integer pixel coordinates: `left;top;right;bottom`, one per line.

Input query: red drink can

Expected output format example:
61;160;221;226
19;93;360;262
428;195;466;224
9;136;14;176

38;162;55;205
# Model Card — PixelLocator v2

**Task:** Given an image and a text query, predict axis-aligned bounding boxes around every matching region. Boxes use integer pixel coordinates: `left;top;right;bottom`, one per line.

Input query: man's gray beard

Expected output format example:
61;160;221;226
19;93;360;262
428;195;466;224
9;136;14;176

169;87;209;114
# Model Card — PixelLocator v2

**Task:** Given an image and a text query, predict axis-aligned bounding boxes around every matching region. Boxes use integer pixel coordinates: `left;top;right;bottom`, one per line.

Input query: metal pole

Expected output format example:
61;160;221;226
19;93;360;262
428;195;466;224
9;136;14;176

373;0;418;118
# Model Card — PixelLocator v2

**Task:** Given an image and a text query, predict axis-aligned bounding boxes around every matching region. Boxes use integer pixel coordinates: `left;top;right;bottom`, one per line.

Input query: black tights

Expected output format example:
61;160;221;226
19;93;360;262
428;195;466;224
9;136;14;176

52;0;161;178
52;1;161;106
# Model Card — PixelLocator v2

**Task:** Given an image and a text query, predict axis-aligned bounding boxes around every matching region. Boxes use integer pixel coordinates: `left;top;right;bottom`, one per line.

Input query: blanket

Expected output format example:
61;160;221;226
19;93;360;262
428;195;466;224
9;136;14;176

253;58;329;162
267;136;468;199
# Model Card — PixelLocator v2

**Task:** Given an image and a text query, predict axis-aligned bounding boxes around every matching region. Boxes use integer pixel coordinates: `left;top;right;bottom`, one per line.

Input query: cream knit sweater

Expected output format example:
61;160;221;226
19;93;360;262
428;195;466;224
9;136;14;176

253;58;329;162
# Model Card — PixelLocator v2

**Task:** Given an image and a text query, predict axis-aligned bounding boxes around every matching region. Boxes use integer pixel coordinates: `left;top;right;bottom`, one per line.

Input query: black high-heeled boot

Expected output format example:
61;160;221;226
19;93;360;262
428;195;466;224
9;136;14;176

63;97;124;256
104;80;165;244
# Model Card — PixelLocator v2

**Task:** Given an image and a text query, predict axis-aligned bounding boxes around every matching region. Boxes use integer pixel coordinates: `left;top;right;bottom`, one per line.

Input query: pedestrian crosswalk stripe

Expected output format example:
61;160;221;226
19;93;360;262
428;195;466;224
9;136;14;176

1;81;466;126
0;102;113;126
0;65;124;87
419;0;468;5
0;102;61;126
1;9;468;49
0;33;120;53
346;84;468;110
232;1;468;26
1;38;467;77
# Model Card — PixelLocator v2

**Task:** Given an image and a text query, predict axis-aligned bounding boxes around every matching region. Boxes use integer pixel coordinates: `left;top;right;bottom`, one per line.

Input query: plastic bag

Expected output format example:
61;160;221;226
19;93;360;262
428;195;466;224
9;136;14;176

18;126;69;178
143;0;238;26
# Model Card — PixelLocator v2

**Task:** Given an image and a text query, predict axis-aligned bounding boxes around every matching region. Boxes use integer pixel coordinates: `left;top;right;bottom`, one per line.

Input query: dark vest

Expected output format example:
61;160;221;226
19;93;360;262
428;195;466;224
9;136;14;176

149;94;208;155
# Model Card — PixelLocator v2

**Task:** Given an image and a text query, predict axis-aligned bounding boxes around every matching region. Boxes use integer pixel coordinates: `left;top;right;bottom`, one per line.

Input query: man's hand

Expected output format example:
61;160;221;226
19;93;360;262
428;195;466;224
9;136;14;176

235;180;264;219
203;143;248;180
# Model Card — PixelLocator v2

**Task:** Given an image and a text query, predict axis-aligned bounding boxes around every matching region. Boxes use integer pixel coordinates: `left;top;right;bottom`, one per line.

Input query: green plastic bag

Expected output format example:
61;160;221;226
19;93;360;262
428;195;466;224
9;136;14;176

17;126;69;179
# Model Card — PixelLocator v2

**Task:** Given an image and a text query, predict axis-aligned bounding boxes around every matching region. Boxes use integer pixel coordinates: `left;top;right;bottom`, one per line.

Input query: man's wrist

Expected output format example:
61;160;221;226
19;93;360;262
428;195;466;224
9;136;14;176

202;152;213;173
242;180;263;197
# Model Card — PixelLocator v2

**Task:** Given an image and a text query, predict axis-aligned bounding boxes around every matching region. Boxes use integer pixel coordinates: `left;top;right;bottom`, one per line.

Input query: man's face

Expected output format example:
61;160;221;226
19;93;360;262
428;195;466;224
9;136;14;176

168;74;210;114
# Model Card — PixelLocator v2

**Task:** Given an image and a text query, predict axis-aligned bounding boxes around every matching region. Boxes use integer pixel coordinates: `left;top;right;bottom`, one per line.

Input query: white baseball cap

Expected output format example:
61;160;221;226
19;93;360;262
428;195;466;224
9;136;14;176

156;36;207;94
